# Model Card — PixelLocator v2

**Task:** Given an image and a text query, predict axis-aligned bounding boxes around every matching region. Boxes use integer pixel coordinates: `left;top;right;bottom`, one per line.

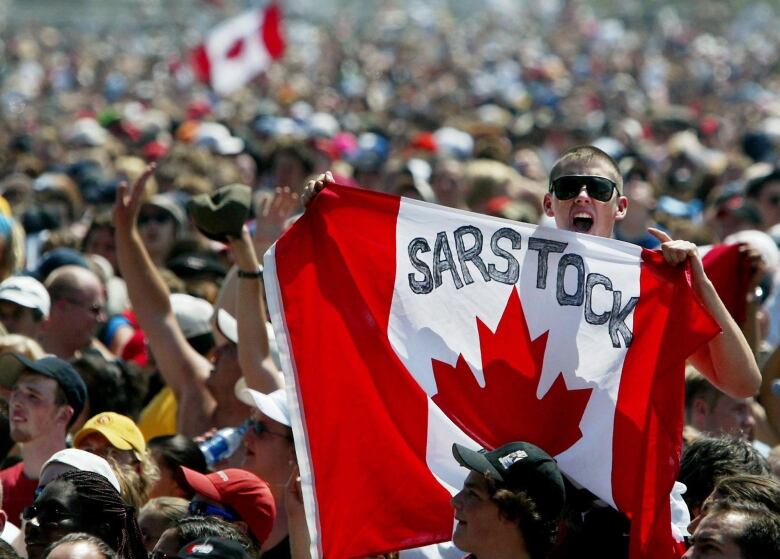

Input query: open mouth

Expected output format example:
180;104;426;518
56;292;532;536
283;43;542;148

571;214;594;233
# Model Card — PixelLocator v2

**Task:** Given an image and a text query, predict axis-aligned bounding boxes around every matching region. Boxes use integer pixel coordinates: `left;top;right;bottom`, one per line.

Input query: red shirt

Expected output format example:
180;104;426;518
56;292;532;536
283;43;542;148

0;462;38;525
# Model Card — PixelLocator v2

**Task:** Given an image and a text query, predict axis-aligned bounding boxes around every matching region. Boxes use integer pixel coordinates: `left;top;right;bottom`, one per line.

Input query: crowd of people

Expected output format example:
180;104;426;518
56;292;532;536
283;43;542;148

0;0;775;557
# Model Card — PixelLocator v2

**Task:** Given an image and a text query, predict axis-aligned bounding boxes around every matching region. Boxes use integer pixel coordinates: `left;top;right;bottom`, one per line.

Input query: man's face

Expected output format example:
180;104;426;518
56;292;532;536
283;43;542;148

241;410;295;485
24;479;85;559
682;510;747;559
451;471;518;555
544;158;628;238
0;301;40;338
53;286;106;350
755;180;780;230
693;394;756;441
9;372;66;443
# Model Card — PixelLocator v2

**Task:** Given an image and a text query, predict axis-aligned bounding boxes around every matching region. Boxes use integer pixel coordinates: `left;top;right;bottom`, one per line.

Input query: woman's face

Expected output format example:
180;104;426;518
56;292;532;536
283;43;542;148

24;480;85;559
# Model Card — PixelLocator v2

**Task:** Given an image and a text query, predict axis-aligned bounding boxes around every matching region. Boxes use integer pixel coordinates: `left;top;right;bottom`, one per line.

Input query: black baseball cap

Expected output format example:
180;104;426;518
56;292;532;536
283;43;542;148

177;538;250;559
453;441;566;519
0;353;87;419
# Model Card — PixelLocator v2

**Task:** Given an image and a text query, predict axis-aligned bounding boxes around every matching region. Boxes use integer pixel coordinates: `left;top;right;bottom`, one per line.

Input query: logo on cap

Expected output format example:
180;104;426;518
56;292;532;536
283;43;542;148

191;544;213;555
498;450;528;469
97;415;112;425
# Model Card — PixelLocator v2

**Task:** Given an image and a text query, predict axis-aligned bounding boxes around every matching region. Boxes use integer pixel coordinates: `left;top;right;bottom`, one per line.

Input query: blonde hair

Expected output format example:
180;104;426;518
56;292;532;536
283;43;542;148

110;451;161;509
0;334;45;360
139;496;189;522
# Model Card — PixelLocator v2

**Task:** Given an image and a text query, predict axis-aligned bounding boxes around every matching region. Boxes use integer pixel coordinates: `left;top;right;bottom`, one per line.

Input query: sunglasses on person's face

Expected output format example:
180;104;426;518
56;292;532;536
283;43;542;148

247;418;292;441
23;504;76;526
550;175;617;202
138;212;173;226
187;500;239;522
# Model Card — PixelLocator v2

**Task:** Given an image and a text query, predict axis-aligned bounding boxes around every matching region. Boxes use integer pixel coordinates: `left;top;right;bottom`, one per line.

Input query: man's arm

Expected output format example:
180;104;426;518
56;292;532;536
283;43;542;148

649;228;761;398
227;225;284;393
113;165;216;436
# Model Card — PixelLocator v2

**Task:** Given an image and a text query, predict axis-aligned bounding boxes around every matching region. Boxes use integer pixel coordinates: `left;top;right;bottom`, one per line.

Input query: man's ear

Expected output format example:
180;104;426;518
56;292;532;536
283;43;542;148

543;193;555;217
0;508;7;532
56;405;75;428
614;196;629;221
690;398;709;429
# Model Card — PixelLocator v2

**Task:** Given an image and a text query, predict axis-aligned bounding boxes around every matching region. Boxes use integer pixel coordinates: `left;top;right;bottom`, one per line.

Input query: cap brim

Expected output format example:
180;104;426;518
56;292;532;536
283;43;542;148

216;308;238;344
452;443;504;482
72;426;135;451
238;387;290;427
0;353;39;389
179;466;222;502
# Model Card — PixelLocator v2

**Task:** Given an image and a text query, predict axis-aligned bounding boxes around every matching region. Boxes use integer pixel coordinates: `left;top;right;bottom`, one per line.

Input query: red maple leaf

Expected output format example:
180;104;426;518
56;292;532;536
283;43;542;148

431;287;592;455
226;38;245;59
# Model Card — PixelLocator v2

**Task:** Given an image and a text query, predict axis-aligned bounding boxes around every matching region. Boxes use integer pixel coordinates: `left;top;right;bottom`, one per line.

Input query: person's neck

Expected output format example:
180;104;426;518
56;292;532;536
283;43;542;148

20;435;67;479
473;533;530;559
262;485;289;551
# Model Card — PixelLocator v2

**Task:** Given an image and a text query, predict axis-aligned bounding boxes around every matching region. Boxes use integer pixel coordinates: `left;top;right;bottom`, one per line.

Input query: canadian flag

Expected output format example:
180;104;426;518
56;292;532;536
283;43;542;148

263;185;720;559
191;4;285;95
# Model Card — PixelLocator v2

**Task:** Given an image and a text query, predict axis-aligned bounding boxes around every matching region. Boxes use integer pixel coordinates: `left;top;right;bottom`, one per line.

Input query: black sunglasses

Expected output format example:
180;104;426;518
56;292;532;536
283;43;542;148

550;175;617;202
247;418;292;441
138;212;173;226
187;500;238;522
23;504;76;525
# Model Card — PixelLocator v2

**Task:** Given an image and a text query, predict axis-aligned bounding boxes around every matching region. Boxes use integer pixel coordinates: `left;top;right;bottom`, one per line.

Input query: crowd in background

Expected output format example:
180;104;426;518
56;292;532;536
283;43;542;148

0;0;774;557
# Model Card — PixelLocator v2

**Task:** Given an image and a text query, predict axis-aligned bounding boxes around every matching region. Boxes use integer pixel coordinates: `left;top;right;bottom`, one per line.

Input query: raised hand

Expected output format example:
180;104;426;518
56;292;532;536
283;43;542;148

113;163;156;233
301;171;334;207
253;185;301;255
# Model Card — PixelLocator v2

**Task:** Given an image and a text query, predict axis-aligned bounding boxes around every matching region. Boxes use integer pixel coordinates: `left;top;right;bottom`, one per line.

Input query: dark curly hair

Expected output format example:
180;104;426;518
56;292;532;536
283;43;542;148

485;477;558;559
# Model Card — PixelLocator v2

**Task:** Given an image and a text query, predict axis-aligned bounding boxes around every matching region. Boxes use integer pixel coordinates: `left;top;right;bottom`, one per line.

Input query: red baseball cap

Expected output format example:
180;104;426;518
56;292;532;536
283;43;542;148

179;467;276;544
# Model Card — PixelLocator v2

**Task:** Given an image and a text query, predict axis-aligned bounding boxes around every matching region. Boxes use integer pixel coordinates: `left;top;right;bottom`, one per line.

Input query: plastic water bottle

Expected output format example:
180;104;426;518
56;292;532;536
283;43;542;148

198;422;248;467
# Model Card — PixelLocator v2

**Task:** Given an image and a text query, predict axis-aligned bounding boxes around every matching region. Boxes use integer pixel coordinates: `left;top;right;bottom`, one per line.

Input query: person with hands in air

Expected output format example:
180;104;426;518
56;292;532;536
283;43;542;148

305;153;760;399
543;146;760;399
113;165;282;437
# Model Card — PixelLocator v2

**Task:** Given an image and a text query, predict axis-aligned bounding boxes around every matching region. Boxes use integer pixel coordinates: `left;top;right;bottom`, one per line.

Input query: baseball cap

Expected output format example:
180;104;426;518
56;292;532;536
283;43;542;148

452;441;565;520
72;412;147;455
177;538;249;559
40;448;121;492
0;354;86;420
0;275;50;317
237;387;290;427
179;467;276;544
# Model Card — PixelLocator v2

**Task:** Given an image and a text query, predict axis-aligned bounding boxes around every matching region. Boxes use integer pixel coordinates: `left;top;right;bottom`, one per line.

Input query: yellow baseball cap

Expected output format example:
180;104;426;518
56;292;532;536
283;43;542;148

73;412;147;454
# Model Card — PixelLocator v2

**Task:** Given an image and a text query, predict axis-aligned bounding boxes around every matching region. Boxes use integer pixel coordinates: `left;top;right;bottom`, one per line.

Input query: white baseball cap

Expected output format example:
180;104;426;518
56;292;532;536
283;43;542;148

0;275;50;317
40;448;121;492
237;385;290;427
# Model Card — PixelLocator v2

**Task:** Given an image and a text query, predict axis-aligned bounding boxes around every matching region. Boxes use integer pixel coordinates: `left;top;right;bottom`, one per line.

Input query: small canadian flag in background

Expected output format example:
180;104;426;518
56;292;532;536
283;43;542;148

192;3;285;95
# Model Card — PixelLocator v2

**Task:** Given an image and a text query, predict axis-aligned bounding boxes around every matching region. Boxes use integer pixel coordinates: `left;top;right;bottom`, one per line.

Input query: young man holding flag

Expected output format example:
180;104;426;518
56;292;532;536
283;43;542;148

541;145;760;399
288;146;760;558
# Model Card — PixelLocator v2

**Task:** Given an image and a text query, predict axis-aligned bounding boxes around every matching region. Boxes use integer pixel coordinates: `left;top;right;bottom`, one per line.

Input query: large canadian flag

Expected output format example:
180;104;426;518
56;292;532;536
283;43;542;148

191;4;285;95
263;184;720;559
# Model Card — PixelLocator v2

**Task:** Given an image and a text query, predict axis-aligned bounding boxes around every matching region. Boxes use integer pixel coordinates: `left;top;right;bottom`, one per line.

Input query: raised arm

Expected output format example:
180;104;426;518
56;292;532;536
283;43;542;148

649;228;761;398
113;165;216;435
227;225;283;393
